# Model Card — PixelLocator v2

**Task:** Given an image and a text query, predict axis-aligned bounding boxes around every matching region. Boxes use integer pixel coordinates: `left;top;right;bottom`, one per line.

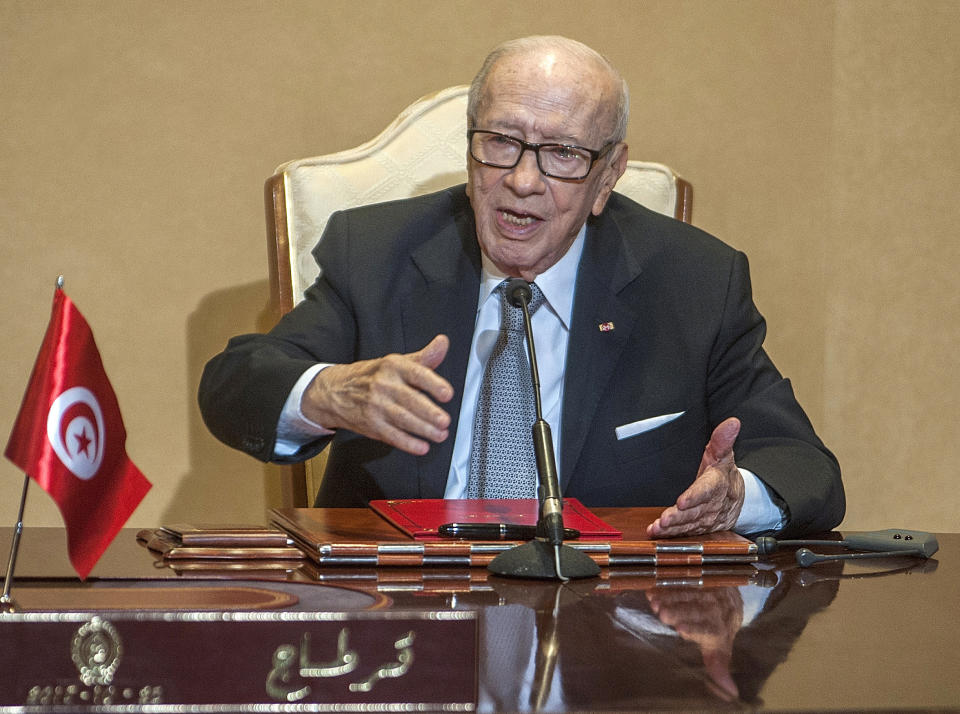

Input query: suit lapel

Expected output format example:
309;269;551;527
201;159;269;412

400;192;481;497
560;208;647;489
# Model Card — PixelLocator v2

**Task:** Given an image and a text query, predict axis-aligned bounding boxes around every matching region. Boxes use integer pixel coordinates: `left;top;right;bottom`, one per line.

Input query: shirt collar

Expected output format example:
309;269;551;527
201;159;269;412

478;224;586;329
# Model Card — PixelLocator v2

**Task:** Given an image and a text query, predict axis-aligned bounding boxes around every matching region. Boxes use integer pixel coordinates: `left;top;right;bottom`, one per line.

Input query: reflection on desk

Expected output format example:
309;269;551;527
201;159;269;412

1;521;957;712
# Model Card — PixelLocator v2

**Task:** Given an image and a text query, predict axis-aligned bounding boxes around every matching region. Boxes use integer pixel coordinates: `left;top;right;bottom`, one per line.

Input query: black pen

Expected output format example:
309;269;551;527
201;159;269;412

438;522;580;541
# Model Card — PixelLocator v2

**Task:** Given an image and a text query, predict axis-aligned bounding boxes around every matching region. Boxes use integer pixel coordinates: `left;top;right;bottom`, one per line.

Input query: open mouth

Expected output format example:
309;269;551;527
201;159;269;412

499;209;540;228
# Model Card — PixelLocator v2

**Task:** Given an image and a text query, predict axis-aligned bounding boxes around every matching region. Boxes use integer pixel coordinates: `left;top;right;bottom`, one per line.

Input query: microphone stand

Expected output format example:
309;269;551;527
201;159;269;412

487;279;600;581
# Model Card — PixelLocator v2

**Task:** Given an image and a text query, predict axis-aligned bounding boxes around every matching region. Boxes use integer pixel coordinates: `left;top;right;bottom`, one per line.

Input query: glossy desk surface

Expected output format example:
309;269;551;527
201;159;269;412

1;510;957;712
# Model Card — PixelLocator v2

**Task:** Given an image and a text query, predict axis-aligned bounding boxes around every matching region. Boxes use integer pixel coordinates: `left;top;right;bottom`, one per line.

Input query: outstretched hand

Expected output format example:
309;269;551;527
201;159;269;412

300;334;454;456
647;417;745;538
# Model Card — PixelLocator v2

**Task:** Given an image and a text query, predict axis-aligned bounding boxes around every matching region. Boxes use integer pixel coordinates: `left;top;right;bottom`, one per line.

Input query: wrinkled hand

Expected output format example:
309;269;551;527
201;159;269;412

646;587;743;702
301;334;453;455
647;417;744;538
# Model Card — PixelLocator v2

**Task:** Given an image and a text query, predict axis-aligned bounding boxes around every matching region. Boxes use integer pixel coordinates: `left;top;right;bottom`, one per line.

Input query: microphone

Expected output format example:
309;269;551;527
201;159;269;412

487;279;599;581
504;279;563;547
755;528;938;567
505;279;533;308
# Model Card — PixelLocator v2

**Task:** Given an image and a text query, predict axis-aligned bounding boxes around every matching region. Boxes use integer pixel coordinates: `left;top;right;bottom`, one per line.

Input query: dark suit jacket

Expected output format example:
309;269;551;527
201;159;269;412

198;185;844;536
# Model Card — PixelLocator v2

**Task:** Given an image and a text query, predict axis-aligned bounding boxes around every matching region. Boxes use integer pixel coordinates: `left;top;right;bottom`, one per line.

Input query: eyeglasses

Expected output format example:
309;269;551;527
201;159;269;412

468;129;614;180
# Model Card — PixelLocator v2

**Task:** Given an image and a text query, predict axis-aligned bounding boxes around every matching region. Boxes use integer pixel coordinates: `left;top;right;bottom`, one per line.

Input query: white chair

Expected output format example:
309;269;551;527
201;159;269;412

264;85;693;507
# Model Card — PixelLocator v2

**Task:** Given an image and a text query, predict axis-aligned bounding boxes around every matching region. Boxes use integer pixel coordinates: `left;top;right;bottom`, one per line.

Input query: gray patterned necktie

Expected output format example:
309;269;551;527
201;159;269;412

468;281;546;498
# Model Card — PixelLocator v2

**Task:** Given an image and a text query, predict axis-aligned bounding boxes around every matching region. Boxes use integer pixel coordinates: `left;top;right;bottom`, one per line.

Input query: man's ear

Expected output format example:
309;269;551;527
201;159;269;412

591;143;629;216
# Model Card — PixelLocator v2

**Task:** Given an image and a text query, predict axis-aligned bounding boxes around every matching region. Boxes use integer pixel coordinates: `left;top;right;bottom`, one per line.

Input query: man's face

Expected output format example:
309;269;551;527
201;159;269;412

466;51;628;280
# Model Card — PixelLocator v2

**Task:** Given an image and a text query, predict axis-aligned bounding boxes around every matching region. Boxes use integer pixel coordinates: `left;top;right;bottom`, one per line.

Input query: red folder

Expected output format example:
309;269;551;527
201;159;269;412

368;498;622;540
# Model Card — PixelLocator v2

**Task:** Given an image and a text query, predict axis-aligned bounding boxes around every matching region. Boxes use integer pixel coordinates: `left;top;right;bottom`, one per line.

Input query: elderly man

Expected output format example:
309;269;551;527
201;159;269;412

199;36;844;538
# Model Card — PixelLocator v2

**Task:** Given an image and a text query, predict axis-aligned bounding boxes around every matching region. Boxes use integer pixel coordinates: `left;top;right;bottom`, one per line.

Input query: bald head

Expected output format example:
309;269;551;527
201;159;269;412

467;36;629;145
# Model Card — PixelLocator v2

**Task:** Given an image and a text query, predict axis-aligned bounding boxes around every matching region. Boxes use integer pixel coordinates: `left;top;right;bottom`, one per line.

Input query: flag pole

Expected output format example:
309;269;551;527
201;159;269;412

2;277;63;610
1;475;30;610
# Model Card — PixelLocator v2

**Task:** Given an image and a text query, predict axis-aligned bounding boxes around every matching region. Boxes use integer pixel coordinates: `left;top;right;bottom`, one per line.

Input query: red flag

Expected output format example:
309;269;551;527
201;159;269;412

5;288;151;579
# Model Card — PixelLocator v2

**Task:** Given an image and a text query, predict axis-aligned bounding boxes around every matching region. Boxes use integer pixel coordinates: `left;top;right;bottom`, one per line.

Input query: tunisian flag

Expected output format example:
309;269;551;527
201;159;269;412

4;288;151;579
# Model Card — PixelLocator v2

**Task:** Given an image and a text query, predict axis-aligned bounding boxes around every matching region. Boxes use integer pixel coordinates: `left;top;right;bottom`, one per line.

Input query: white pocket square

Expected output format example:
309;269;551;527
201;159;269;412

615;411;685;441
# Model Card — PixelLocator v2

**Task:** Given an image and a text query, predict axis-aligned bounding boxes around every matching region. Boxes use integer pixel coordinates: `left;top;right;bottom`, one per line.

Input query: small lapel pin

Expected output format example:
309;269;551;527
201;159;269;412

598;321;615;332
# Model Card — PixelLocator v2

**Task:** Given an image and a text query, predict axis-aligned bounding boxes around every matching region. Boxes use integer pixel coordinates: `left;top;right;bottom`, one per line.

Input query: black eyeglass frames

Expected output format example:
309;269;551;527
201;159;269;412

467;129;614;180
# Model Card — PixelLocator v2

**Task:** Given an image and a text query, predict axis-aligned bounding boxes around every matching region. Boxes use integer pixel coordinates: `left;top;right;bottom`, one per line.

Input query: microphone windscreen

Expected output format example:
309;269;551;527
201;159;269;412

755;536;779;555
505;278;532;308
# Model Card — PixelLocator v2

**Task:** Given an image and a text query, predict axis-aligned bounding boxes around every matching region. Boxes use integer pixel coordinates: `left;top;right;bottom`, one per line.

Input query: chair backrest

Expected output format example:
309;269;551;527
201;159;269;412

264;85;693;506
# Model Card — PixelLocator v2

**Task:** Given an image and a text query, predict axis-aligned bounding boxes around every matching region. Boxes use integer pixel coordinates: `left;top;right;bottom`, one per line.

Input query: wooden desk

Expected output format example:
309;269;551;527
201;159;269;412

1;514;957;712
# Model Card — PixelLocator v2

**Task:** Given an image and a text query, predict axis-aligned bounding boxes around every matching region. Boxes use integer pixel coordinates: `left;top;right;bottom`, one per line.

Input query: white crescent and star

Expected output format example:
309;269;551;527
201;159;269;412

46;386;106;480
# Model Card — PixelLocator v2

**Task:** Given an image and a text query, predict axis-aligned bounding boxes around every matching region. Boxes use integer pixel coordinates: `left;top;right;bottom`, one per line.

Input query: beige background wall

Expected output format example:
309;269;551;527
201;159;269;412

2;0;958;533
